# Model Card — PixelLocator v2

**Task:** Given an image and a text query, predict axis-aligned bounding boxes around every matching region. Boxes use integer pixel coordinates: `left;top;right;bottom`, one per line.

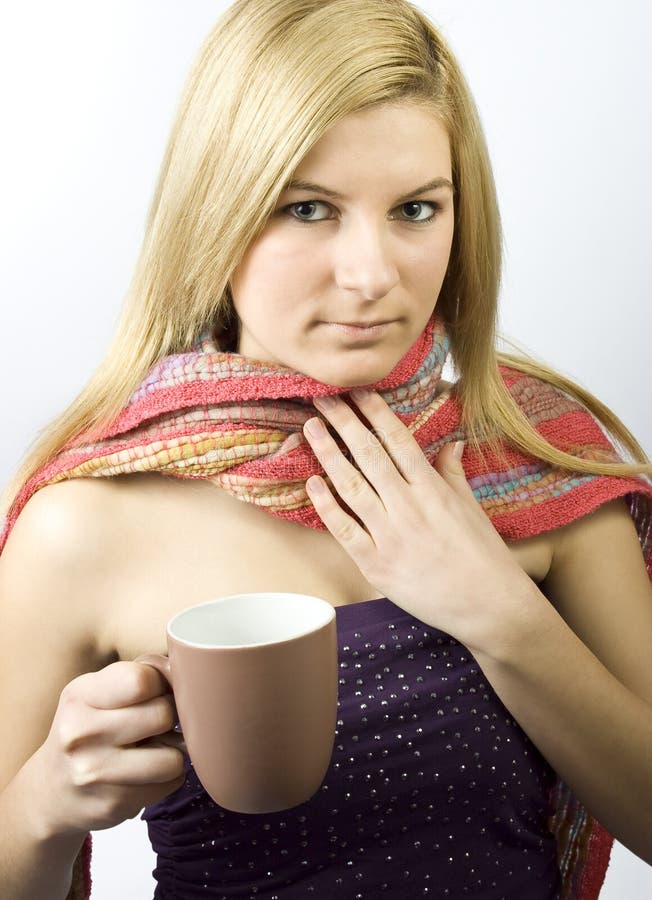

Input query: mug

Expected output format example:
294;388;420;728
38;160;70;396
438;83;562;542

135;591;338;814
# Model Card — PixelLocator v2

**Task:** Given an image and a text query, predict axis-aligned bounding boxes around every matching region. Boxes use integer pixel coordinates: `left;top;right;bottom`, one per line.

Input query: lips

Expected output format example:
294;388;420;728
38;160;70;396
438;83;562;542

324;320;396;341
334;321;392;327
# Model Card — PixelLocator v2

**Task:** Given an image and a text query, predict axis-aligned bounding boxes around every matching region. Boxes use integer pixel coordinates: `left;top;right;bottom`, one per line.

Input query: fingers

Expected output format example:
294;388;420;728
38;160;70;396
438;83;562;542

304;390;422;557
75;660;172;710
305;469;376;557
115;744;187;786
303;390;433;546
59;691;179;748
302;391;479;573
349;389;434;484
61;664;181;749
311;390;433;491
305;404;387;519
306;395;390;504
120;694;181;746
70;741;187;788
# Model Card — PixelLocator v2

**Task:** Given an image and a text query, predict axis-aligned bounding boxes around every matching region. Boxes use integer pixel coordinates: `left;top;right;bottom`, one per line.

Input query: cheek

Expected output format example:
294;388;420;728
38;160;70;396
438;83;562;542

234;231;316;294
405;241;451;284
426;223;455;277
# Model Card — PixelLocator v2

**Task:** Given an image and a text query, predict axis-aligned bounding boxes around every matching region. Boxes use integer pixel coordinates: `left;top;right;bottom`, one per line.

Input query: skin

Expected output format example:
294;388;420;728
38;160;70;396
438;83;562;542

229;102;455;387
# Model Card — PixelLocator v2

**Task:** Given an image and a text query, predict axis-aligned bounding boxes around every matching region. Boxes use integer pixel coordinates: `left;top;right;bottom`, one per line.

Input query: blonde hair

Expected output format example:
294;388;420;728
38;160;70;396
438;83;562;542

2;0;649;517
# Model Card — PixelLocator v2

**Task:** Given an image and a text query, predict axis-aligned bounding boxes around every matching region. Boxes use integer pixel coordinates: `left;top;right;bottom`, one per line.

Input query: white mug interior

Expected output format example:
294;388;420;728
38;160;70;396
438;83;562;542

167;591;335;649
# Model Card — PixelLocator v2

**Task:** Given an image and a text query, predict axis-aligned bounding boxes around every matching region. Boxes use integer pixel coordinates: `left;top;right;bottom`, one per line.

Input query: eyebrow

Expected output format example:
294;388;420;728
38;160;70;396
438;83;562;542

281;176;455;203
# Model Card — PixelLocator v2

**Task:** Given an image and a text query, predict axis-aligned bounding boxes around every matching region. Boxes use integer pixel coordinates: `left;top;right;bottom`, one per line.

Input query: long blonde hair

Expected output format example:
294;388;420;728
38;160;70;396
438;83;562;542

2;0;649;517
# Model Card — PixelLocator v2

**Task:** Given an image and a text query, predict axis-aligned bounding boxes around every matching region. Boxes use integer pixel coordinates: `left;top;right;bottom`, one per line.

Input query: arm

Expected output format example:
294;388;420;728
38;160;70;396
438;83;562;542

299;391;652;859
0;483;113;900
1;480;187;900
0;756;89;900
471;497;652;864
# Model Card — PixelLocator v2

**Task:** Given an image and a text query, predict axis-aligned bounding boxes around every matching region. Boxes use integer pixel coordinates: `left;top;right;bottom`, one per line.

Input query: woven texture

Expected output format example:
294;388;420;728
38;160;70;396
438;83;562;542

2;311;651;899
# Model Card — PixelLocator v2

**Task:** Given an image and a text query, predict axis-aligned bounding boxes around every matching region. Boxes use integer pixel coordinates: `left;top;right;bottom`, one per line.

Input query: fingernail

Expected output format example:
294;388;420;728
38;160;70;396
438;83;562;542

307;475;326;493
453;440;465;460
350;388;371;403
314;394;337;411
305;417;327;437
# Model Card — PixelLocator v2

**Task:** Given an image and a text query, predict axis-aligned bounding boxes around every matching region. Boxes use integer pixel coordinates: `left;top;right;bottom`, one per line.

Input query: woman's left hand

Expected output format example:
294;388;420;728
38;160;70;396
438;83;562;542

303;389;540;654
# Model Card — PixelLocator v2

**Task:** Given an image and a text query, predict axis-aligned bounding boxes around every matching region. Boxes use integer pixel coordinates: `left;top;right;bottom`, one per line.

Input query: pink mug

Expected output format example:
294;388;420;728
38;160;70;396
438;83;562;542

136;591;338;814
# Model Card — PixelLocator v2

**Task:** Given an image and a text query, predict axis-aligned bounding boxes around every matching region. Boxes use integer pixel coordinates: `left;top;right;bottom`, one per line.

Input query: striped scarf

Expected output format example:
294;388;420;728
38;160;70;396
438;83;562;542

3;311;651;899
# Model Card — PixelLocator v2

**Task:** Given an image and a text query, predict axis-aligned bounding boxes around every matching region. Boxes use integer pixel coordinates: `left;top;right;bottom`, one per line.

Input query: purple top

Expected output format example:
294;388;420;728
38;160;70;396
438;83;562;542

142;597;562;898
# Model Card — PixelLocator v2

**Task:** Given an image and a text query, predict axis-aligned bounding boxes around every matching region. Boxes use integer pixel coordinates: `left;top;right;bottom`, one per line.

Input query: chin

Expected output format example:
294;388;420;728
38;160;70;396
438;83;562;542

309;362;396;388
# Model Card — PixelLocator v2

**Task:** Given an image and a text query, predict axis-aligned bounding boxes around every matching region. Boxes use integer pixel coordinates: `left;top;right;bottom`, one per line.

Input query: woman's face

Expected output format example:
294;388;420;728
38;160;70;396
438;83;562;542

229;102;455;386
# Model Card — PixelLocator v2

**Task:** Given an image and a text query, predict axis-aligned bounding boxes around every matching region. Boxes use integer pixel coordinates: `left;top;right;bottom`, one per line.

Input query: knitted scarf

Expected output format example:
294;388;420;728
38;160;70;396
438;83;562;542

3;311;651;900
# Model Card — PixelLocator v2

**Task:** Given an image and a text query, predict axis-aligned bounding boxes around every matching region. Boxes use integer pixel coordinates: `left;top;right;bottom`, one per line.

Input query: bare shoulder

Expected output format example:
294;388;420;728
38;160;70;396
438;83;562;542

1;470;214;613
0;476;144;658
546;495;646;569
541;495;652;704
5;477;121;563
543;494;652;615
3;471;178;553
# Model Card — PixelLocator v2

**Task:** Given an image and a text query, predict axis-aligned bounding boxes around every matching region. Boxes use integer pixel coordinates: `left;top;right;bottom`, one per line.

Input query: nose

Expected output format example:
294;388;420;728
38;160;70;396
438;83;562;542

334;218;400;300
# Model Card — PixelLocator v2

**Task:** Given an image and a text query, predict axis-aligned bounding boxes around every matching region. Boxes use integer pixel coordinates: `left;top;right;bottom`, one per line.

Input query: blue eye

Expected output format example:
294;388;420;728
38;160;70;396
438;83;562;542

282;200;441;226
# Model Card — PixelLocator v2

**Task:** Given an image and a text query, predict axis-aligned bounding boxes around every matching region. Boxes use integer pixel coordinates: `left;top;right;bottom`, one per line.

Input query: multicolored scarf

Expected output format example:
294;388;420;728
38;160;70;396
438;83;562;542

3;312;651;900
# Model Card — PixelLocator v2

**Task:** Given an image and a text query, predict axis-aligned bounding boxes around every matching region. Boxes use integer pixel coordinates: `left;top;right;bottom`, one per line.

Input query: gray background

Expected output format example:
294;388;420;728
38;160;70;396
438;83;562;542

0;1;649;895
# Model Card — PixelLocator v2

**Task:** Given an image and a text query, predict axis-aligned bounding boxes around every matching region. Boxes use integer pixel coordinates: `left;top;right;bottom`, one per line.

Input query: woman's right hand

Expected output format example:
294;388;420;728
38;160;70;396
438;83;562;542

31;660;187;838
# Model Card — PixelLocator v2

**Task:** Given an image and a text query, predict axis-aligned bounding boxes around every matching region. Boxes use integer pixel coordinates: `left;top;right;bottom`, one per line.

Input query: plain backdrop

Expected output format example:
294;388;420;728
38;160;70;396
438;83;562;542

1;1;650;896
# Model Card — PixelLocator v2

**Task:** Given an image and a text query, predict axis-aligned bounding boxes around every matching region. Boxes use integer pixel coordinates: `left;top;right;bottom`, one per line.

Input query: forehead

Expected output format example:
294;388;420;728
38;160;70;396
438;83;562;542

294;103;450;174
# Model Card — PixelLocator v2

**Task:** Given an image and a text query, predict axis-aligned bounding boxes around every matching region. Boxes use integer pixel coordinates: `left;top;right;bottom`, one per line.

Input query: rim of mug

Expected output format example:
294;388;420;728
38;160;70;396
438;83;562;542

166;591;336;650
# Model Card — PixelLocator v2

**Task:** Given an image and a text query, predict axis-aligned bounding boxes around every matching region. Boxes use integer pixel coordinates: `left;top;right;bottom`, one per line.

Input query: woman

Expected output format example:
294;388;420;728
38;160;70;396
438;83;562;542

1;1;651;898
